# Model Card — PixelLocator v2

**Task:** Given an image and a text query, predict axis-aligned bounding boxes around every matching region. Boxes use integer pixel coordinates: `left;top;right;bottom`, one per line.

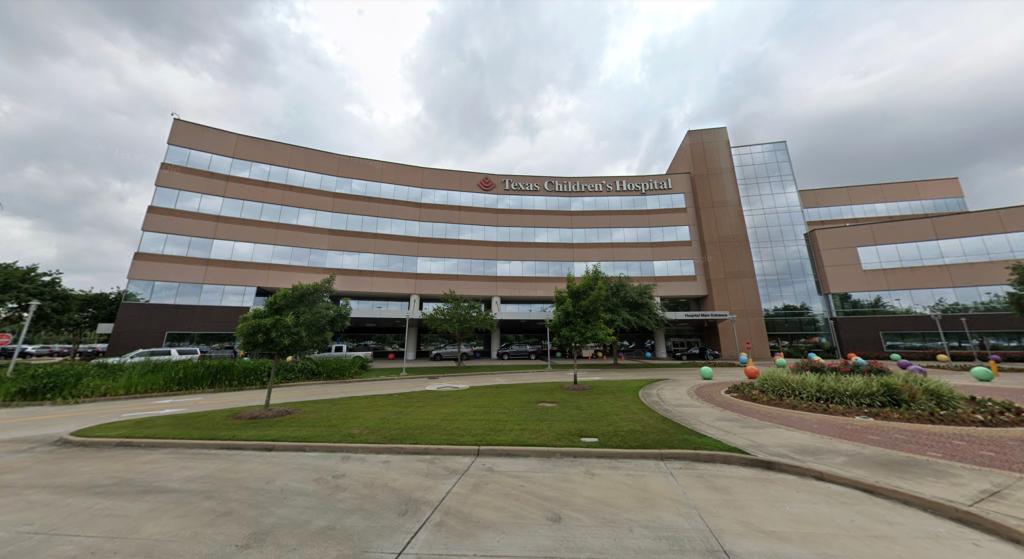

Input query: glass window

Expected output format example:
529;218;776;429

175;190;201;212
186;237;213;259
175;283;202;304
200;284;225;305
139;232;167;253
209;154;232;174
960;236;987;258
185;150;212;171
210;240;233;260
260;204;281;222
249;162;270;181
164;146;189;166
232;241;254;262
198;194;222;215
151;281;179;303
152;187;178;208
268;165;288;184
162;235;190;256
252;243;272;263
286;168;305;187
222;286;246;306
279;206;299;225
220;198;243;218
229;158;252;177
125;279;154;302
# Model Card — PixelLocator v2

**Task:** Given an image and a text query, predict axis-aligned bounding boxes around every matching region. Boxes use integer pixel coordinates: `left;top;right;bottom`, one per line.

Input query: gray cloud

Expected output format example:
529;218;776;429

1;0;1022;290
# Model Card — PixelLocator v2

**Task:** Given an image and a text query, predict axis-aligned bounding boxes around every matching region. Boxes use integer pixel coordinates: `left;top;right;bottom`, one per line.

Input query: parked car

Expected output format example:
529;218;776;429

51;345;73;357
310;344;374;361
22;345;56;358
0;345;28;359
75;344;109;359
497;343;544;361
673;346;721;361
94;347;202;364
429;343;475;361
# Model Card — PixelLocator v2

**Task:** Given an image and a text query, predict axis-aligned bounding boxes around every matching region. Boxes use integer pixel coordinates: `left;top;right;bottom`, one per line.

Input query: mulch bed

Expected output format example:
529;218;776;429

234;408;301;420
726;388;1024;428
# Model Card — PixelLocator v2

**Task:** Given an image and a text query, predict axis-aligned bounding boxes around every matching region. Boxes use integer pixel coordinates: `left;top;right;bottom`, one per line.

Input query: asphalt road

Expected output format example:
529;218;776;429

2;368;1021;558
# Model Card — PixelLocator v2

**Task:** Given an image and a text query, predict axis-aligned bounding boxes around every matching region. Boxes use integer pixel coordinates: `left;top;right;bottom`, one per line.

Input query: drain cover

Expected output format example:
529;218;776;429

580;437;599;443
425;383;469;391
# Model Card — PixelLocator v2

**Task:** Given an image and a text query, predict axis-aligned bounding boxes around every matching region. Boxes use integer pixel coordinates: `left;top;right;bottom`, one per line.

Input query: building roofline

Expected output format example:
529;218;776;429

804;203;1023;232
800;177;961;192
169;117;687;181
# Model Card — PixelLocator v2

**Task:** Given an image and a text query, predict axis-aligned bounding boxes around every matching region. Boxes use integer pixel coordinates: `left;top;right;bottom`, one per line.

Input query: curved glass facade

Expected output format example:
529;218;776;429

151;187;691;244
857;232;1024;270
803;197;966;222
137;231;697;278
163;145;685;212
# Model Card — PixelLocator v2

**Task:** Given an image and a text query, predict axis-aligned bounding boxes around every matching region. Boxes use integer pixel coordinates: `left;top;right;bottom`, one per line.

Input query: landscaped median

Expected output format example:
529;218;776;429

72;380;741;451
727;367;1024;427
1;358;730;404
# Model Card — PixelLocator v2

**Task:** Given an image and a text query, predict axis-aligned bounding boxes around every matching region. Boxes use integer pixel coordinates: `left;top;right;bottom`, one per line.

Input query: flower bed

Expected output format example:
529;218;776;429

788;359;891;376
726;369;1024;427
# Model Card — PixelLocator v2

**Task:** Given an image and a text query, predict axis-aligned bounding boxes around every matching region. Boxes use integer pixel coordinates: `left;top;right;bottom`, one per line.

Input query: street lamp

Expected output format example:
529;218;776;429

7;300;40;377
401;311;411;376
929;310;950;358
960;317;979;362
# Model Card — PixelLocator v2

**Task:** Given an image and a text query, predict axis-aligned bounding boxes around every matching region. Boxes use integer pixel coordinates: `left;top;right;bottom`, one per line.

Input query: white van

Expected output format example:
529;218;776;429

95;347;202;364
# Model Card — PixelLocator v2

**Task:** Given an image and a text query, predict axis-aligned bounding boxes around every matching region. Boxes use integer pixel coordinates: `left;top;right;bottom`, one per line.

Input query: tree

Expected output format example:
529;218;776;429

550;266;614;385
235;276;350;409
1009;263;1024;317
0;262;66;335
421;290;495;368
55;289;123;358
604;274;665;365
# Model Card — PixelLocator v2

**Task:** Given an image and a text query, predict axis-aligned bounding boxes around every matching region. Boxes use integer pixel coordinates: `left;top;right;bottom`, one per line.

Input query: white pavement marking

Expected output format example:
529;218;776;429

152;397;204;404
120;408;187;418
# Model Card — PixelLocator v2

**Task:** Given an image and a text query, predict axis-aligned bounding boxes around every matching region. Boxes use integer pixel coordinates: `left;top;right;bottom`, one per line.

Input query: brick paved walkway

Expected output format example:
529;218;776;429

694;381;1024;473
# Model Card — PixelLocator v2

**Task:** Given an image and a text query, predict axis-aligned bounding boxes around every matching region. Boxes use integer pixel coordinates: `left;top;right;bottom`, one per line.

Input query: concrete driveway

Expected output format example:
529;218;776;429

1;368;1022;558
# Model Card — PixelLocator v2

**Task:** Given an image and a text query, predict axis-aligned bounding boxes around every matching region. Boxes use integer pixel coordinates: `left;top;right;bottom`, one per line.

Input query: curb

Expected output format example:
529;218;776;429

60;434;1024;547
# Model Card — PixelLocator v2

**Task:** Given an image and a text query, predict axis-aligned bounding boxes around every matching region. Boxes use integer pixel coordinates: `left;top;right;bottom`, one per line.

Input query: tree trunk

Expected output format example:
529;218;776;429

572;347;578;385
264;356;279;409
612;340;620;366
456;335;462;367
71;331;82;360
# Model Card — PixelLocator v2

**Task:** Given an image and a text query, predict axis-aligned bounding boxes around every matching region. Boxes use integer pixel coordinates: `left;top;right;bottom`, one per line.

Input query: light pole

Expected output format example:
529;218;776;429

401;311;411;376
929;310;950;358
826;317;842;359
728;316;740;359
545;323;552;370
7;300;40;377
960;317;979;362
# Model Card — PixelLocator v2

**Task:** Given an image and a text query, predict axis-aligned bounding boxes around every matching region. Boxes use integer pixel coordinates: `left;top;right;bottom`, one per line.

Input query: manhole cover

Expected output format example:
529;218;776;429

425;383;469;391
537;402;558;407
580;437;599;443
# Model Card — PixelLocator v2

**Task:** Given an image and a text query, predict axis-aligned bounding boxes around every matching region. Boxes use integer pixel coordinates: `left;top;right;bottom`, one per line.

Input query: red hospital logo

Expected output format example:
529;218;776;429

477;177;496;191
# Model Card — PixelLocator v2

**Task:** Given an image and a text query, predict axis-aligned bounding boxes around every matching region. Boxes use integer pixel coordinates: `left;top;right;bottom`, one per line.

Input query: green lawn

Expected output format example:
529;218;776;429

74;380;741;452
365;361;731;378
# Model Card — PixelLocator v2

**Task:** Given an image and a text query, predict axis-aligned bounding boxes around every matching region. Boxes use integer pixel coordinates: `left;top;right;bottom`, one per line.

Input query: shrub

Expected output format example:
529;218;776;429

0;358;370;402
732;369;963;411
788;359;891;376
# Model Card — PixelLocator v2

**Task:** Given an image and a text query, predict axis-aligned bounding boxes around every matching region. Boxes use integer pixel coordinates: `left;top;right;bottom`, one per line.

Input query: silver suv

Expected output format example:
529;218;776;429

95;347;202;364
429;344;475;361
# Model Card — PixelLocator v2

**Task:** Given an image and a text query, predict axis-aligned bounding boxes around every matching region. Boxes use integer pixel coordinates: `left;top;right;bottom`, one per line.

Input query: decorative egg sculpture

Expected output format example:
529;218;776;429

936;354;950;362
738;355;749;365
644;351;653;360
807;352;818;360
853;357;867;367
907;365;927;376
699;366;714;380
988;355;1002;364
846;353;857;360
775;358;787;368
970;366;995;382
744;365;760;379
897;359;912;370
889;353;902;361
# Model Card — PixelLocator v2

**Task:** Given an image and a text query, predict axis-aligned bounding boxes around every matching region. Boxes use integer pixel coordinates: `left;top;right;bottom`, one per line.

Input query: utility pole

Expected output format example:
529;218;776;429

401;311;411;376
7;300;40;377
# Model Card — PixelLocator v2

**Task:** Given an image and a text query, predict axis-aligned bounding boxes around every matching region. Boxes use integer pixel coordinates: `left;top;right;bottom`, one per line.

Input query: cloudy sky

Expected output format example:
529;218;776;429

1;0;1022;290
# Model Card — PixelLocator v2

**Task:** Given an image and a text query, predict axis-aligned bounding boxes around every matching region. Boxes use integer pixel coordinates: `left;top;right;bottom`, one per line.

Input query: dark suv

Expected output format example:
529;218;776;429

672;346;721;361
496;343;543;360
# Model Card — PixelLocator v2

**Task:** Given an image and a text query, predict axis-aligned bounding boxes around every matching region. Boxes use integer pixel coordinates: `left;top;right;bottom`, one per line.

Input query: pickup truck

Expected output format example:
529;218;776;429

310;344;374;361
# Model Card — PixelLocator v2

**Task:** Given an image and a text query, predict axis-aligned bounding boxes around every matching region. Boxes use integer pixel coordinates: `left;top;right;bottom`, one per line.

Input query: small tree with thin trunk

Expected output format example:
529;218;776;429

550;266;614;385
235;276;350;409
1009;263;1024;317
57;288;123;359
421;290;494;367
605;274;666;365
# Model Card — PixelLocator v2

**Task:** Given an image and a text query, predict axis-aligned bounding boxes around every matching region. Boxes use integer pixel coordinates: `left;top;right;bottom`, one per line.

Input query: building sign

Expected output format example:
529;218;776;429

478;176;673;194
672;311;733;320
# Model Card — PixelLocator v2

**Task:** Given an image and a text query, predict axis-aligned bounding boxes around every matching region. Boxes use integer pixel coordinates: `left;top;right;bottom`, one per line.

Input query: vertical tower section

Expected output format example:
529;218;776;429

667;128;770;359
731;142;830;356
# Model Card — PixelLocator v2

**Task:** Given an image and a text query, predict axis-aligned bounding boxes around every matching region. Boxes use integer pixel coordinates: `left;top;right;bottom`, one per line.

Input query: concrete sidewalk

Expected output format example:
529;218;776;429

642;375;1024;533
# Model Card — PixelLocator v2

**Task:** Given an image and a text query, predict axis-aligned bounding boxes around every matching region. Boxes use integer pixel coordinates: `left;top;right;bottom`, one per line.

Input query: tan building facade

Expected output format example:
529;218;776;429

109;120;770;359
